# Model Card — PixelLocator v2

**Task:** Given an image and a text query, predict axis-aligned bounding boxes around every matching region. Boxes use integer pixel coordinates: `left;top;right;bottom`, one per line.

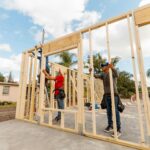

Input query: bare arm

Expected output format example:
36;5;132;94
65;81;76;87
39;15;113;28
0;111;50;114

47;75;56;80
43;69;50;77
42;69;56;80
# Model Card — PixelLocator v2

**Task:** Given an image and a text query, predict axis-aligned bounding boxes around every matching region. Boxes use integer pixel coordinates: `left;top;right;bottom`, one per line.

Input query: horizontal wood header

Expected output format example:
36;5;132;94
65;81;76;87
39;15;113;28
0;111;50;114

26;4;150;54
43;32;80;55
134;6;150;26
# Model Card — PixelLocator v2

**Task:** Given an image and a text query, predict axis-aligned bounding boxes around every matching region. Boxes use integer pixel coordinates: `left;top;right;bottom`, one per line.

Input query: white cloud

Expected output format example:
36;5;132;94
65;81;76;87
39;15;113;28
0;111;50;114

0;43;12;52
34;31;43;43
82;18;150;59
77;11;101;30
0;0;101;38
139;0;150;6
0;54;21;81
33;30;49;43
82;19;132;60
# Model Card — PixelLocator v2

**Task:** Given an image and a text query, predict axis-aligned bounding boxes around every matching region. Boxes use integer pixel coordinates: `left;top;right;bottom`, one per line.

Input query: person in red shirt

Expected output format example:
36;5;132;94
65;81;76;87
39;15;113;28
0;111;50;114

42;69;65;122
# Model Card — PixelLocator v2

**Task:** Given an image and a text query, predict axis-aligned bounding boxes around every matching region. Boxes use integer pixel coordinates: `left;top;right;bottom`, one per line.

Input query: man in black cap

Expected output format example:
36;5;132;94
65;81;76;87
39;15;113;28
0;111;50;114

89;62;121;137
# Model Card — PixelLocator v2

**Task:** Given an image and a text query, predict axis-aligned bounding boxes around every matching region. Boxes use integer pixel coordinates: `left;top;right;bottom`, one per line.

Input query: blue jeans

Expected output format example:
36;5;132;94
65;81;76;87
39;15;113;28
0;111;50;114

56;96;64;119
106;96;121;129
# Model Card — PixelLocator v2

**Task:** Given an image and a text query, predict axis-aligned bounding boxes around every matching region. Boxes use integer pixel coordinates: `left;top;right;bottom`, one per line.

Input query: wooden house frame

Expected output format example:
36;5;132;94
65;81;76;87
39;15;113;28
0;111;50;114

16;4;150;150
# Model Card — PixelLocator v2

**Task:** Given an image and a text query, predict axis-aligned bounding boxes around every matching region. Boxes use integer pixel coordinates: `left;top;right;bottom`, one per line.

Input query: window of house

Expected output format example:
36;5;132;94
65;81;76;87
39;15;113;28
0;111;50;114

3;86;10;95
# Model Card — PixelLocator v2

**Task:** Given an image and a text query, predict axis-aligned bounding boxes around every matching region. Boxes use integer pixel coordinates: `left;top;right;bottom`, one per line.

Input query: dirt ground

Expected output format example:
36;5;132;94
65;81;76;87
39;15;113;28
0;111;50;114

0;107;16;122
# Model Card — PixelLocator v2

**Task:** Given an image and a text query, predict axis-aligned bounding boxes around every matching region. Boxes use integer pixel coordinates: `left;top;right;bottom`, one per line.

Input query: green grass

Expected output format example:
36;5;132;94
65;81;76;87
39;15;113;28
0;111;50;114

0;101;16;109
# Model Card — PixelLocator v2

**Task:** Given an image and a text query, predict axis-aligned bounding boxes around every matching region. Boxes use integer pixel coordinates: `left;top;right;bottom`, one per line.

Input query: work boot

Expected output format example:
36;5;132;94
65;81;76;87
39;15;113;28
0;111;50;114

104;125;113;133
111;128;121;138
54;116;61;122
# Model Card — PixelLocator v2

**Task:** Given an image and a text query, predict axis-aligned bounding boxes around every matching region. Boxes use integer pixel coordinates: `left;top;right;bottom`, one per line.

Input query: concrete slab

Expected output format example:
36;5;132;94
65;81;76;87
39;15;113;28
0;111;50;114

41;103;149;144
0;120;135;150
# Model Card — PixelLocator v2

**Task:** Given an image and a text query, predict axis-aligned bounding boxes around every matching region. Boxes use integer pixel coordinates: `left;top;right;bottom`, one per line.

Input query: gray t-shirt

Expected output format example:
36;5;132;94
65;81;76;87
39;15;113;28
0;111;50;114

95;68;118;94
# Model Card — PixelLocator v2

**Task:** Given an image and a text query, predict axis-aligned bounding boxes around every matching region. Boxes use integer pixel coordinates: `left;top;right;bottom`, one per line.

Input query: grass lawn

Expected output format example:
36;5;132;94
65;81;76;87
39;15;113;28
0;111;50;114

0;101;16;110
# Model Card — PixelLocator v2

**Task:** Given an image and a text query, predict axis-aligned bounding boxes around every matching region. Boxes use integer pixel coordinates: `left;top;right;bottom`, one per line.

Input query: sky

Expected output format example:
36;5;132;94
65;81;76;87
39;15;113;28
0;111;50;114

0;0;150;85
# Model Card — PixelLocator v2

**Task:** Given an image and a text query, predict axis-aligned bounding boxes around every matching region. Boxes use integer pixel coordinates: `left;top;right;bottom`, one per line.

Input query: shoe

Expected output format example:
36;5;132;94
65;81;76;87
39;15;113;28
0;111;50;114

112;129;121;138
54;116;61;122
52;117;61;124
104;126;113;133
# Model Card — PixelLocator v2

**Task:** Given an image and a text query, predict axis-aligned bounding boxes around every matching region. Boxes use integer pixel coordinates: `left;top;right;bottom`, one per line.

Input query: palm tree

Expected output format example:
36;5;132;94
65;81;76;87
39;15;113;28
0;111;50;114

84;53;106;74
147;69;150;78
8;72;14;83
111;56;120;66
85;52;120;74
57;51;77;68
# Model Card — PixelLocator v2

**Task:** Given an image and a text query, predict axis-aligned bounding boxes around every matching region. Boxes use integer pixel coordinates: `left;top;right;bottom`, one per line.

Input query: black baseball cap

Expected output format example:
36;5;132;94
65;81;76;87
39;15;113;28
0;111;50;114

101;62;109;68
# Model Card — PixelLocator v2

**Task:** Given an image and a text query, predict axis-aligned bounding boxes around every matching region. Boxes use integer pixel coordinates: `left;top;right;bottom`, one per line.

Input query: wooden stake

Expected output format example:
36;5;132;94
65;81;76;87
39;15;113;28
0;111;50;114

127;15;145;143
50;65;53;108
16;53;26;119
64;70;67;109
61;112;65;128
89;29;96;135
26;56;33;118
133;14;150;135
73;71;76;106
77;34;84;134
48;110;52;126
106;23;118;139
39;54;46;123
69;70;71;107
20;52;29;119
29;50;38;120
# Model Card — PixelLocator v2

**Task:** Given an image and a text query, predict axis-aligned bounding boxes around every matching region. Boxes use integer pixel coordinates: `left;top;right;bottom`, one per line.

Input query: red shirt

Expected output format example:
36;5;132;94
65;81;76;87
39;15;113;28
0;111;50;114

54;75;64;95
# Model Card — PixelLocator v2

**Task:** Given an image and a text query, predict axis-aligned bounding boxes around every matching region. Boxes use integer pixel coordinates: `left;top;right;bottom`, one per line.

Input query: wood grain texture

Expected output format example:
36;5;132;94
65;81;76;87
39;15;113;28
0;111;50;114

134;6;150;26
43;33;80;55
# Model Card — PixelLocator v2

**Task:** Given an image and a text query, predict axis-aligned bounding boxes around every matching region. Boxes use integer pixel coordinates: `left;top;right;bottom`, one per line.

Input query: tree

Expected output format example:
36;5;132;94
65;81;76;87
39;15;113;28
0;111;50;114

147;69;150;97
0;72;5;82
85;52;135;98
85;52;120;74
147;69;150;78
111;56;120;66
57;51;77;68
117;71;135;98
85;53;106;74
8;72;14;83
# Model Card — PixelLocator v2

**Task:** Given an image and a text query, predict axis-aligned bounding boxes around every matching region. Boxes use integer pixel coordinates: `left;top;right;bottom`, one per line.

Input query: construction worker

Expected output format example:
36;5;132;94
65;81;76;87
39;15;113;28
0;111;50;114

42;69;65;122
89;63;121;137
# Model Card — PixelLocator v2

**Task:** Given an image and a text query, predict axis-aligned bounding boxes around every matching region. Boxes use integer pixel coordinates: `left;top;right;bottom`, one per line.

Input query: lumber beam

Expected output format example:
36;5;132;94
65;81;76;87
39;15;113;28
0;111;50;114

134;5;150;26
127;15;145;143
89;29;96;135
16;53;26;119
106;23;118;139
39;54;46;123
29;50;38;120
25;5;150;55
84;132;150;150
43;33;80;55
77;34;84;134
19;52;29;119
